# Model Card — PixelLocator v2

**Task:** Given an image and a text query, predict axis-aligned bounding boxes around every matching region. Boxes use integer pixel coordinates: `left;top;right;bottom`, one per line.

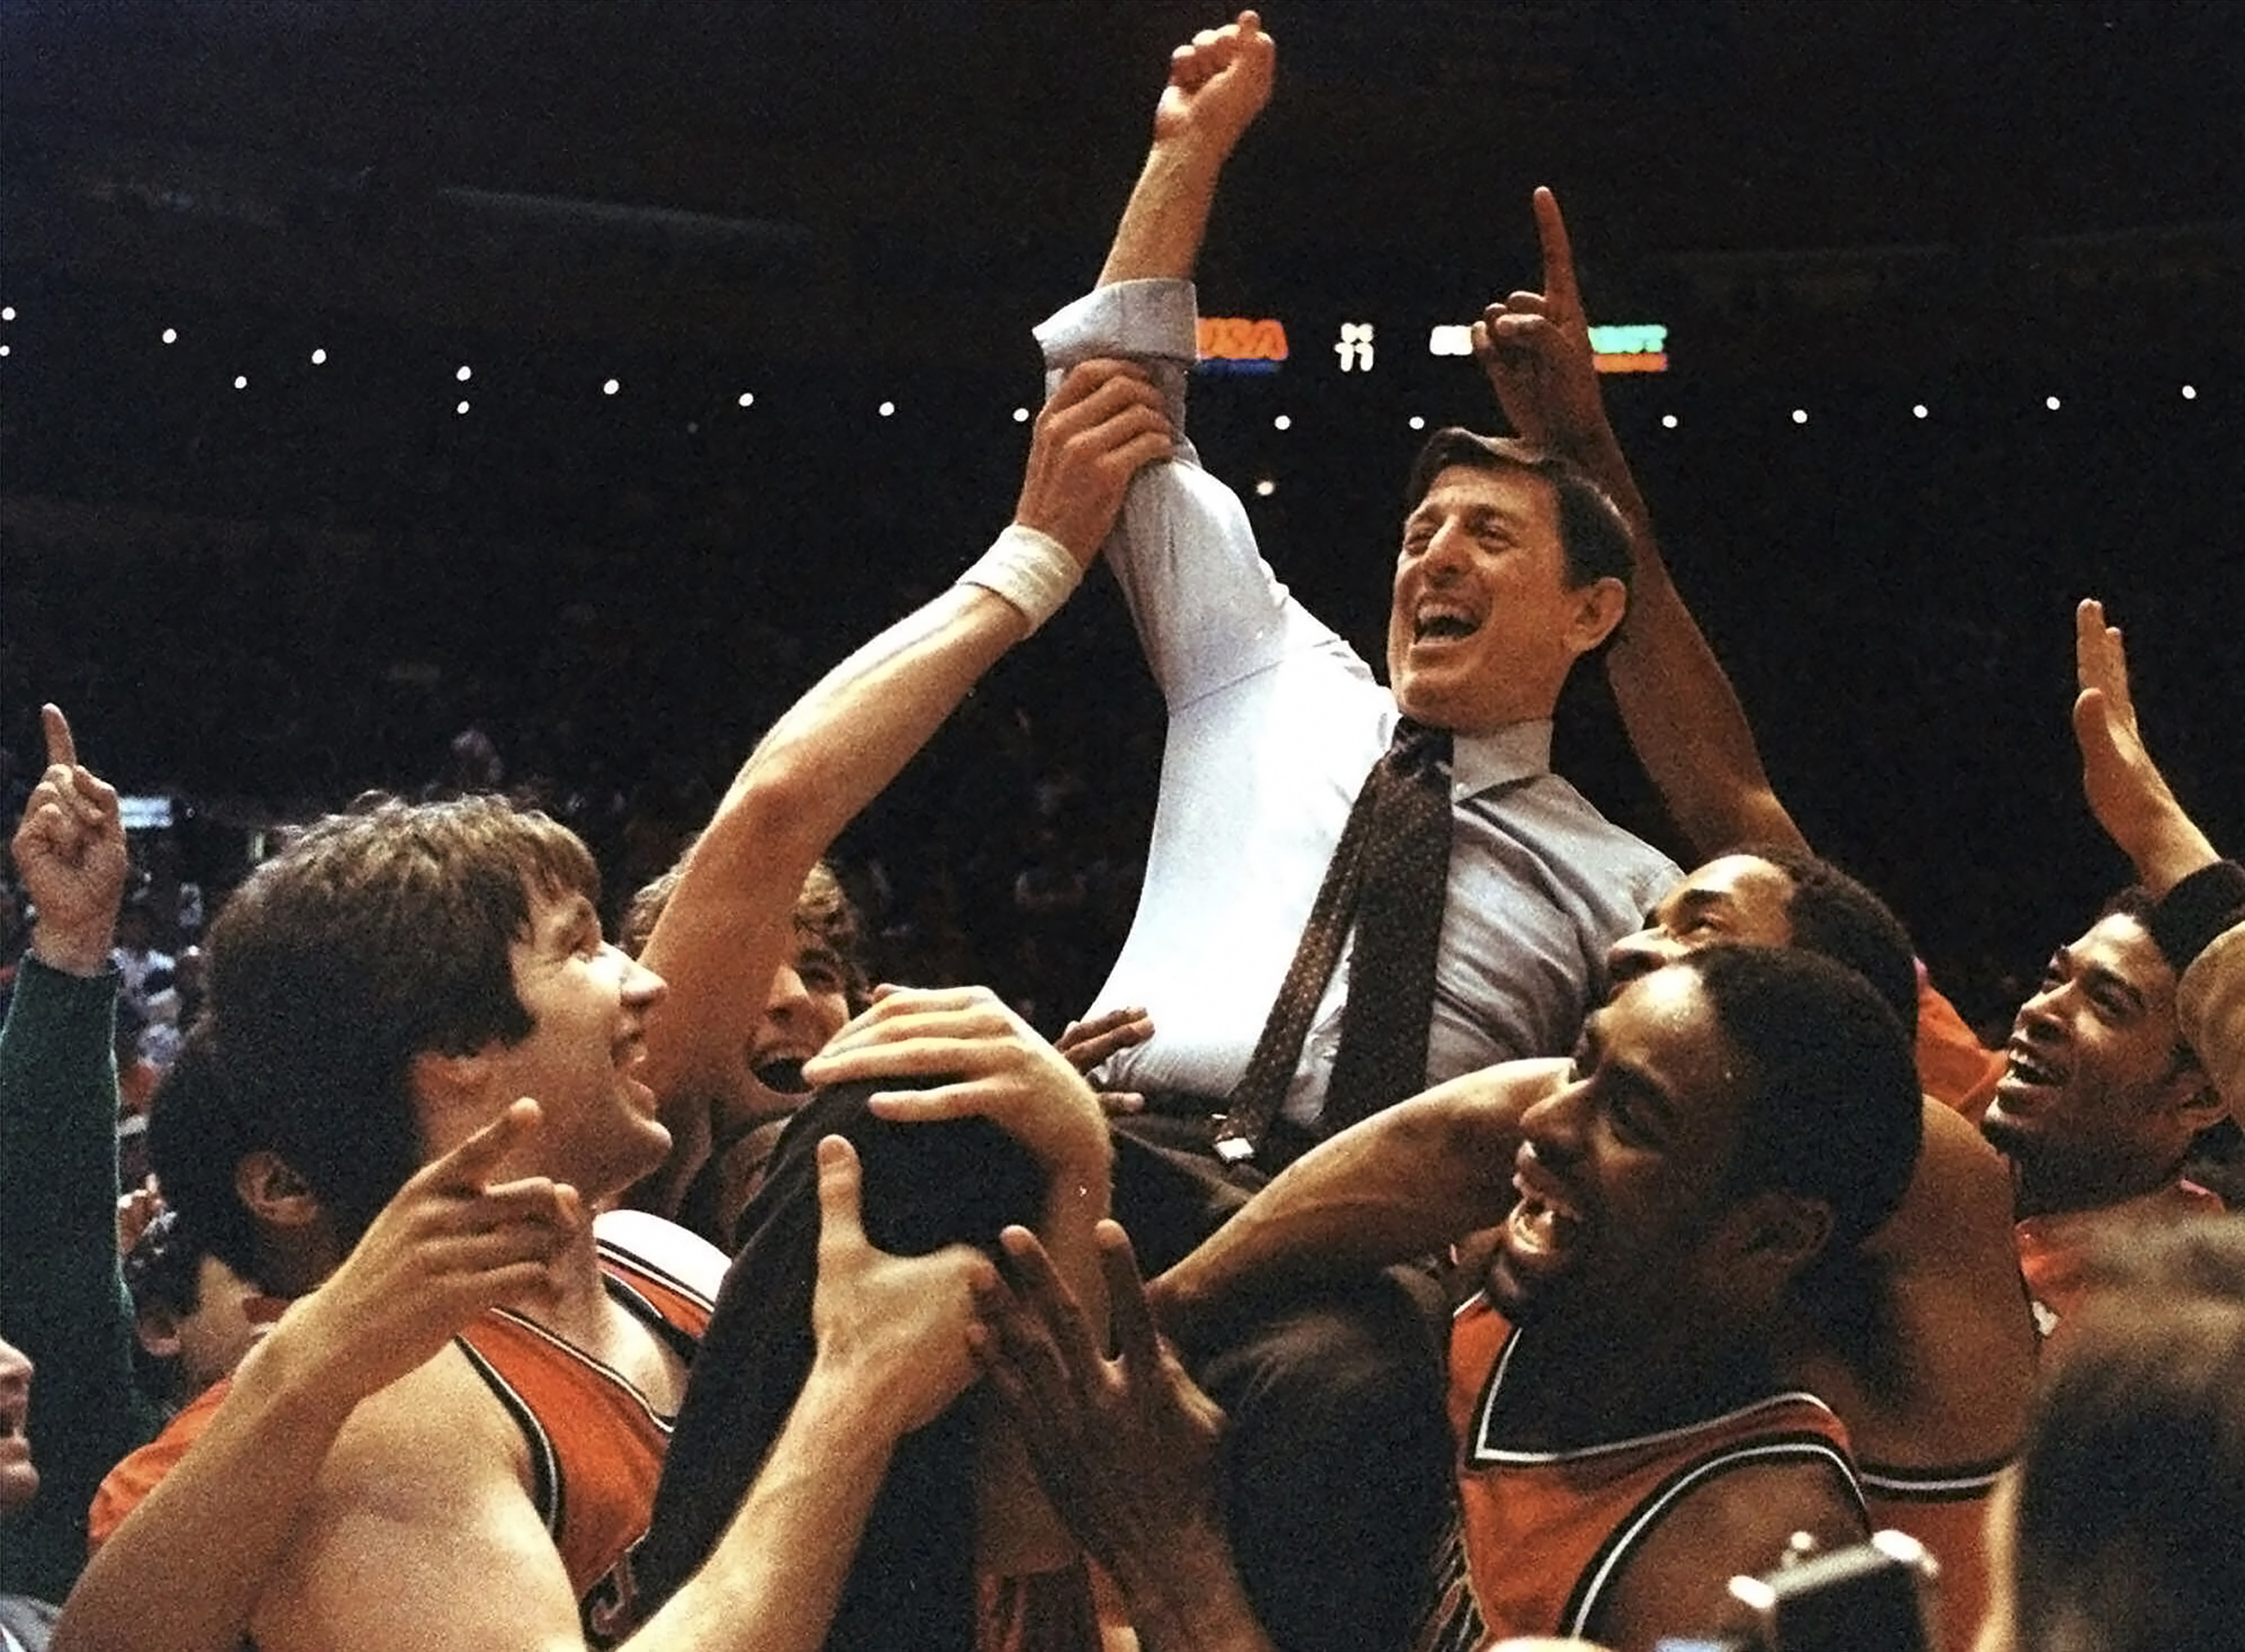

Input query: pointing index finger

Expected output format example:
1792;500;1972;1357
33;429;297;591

41;704;77;771
1532;187;1581;317
429;1096;543;1190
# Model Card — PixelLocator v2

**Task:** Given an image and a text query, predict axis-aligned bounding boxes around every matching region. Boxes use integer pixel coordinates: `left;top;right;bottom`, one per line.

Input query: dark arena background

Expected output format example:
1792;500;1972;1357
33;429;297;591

4;0;2242;1037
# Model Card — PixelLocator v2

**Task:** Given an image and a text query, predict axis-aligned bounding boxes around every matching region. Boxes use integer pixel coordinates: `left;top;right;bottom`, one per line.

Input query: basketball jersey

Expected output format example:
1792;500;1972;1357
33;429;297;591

1859;1456;2008;1652
1419;1297;1862;1651
453;1234;712;1646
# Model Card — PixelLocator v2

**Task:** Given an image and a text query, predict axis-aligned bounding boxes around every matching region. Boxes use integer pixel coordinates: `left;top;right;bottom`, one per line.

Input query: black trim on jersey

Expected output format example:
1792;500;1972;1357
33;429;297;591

599;1271;701;1374
1561;1430;1865;1639
1858;1452;2013;1503
454;1334;564;1538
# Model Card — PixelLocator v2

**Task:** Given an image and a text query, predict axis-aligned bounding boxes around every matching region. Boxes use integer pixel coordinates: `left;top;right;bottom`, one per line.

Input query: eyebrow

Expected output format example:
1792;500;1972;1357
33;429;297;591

2081;961;2149;1016
1665;887;1732;923
545;896;601;949
1405;497;1533;536
1581;1013;1682;1134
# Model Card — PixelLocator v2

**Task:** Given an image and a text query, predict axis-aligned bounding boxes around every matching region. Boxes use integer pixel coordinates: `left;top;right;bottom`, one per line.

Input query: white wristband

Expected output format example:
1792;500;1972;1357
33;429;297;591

958;524;1085;634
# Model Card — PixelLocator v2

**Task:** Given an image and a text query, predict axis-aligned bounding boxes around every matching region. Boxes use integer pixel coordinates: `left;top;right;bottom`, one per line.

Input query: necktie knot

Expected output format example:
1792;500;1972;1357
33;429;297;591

1388;718;1453;780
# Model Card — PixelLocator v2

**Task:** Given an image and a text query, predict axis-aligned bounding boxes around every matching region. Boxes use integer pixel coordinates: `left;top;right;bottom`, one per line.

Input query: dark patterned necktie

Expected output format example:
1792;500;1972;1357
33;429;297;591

1216;718;1455;1163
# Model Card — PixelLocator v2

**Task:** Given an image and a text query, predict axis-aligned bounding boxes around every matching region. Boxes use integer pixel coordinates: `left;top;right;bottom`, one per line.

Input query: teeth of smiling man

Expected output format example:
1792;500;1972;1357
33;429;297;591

1414;603;1477;640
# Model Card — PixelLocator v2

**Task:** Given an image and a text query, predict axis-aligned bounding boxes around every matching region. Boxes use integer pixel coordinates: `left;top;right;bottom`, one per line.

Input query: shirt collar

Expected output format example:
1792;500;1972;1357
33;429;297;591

1447;718;1554;797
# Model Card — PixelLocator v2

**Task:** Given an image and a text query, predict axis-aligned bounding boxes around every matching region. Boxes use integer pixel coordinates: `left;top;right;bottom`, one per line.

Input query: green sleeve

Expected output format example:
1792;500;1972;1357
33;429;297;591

0;956;162;1605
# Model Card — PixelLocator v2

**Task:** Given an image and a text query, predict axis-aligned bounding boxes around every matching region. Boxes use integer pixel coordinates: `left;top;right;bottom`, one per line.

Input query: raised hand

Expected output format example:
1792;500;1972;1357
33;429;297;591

1152;11;1276;159
809;1134;992;1436
11;704;129;975
1473;188;1610;456
973;1222;1244;1630
802;984;1110;1179
1013;359;1175;565
269;1098;581;1407
2071;597;2218;898
1055;1005;1155;1116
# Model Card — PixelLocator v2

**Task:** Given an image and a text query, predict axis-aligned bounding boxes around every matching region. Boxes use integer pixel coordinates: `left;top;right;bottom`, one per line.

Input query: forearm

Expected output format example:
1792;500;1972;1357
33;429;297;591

1100;138;1230;287
0;956;149;1603
1574;422;1804;860
1113;1528;1279;1652
723;583;1027;875
1151;1085;1521;1352
1605;560;1805;860
632;1366;909;1652
638;581;1029;1118
2118;801;2222;900
54;1336;363;1652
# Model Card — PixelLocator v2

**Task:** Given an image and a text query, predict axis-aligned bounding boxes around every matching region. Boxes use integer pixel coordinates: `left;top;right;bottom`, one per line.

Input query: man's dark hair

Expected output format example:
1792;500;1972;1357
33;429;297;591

1688;943;1923;1254
2011;1218;2245;1652
121;1207;207;1403
122;1207;204;1320
1744;844;1921;1040
146;1029;267;1285
1402;429;1635;597
201;794;600;1246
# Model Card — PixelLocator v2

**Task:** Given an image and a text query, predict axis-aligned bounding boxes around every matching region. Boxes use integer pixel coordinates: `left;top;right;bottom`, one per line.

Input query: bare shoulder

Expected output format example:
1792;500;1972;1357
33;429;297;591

1814;1098;2033;1464
251;1344;582;1652
1591;1456;1865;1652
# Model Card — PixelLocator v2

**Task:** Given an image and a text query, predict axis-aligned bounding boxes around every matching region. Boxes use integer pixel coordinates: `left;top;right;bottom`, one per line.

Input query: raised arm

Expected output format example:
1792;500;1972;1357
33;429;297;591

2071;598;2220;898
0;706;154;1606
1478;191;1804;860
632;361;1170;1217
1149;1060;1558;1354
2074;599;2245;1117
1098;11;1274;289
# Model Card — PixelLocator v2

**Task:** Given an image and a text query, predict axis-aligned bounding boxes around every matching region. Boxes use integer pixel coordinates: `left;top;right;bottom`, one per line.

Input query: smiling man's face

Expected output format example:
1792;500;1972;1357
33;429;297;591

1982;911;2217;1217
1385;462;1617;735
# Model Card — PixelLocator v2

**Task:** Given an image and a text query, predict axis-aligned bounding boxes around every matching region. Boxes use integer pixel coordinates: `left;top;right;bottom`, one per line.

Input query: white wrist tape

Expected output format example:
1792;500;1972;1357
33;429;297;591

958;524;1084;634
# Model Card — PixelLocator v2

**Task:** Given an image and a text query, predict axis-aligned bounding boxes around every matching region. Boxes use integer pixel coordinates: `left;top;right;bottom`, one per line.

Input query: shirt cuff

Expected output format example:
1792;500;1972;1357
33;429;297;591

1034;279;1198;429
2149;860;2245;973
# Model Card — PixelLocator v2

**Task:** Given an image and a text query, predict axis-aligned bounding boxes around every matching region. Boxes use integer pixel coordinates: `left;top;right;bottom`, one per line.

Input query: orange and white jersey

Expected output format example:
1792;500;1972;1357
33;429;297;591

1420;1297;1862;1651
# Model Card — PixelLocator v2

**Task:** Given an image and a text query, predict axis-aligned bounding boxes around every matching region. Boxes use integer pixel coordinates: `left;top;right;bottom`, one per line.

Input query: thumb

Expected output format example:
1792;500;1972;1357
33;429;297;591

814;1134;870;1258
2071;685;2116;762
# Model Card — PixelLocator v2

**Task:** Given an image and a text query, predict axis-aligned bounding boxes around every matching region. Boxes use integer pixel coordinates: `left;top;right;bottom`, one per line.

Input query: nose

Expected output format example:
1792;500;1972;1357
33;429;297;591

766;961;811;1016
2014;980;2068;1042
1519;1072;1591;1167
1420;517;1473;578
614;946;667;1008
1607;926;1683;991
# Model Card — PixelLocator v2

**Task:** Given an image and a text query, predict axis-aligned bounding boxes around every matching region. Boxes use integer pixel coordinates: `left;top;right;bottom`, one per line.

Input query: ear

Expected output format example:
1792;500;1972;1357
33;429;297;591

1726;1188;1836;1280
233;1150;323;1230
1563;575;1628;658
134;1307;183;1359
2168;1066;2228;1136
